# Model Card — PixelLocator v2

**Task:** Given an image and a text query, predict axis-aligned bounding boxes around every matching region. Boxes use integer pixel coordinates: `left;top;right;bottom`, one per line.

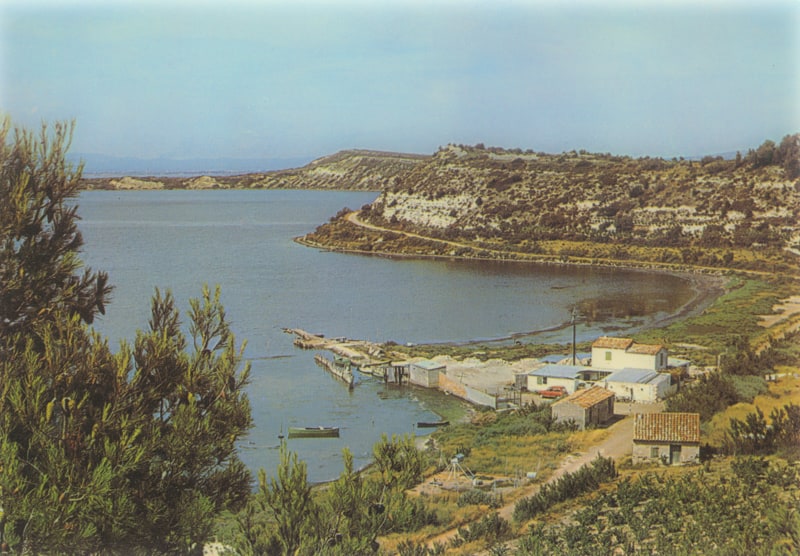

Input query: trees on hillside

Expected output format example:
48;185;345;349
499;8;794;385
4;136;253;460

242;435;431;555
0;118;252;553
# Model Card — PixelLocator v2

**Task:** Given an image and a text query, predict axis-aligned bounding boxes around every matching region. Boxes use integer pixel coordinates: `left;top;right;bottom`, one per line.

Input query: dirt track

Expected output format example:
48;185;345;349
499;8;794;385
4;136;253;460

422;410;641;549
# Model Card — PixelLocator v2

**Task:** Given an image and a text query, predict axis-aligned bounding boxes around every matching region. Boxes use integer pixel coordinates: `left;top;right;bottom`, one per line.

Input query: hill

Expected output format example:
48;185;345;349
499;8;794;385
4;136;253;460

304;136;800;274
368;138;800;251
79;149;428;191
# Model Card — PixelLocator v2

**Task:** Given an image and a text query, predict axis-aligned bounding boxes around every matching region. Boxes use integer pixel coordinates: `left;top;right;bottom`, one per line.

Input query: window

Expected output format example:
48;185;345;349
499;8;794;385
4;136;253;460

537;377;547;385
650;447;659;458
605;351;612;361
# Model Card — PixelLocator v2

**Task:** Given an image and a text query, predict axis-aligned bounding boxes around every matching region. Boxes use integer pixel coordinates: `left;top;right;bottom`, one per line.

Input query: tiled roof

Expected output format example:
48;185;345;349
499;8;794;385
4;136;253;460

628;343;665;355
633;413;700;443
592;337;634;350
556;386;615;409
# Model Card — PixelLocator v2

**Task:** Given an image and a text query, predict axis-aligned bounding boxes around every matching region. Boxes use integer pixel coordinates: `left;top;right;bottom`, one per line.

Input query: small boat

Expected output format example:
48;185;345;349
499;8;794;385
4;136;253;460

287;426;340;439
416;420;449;428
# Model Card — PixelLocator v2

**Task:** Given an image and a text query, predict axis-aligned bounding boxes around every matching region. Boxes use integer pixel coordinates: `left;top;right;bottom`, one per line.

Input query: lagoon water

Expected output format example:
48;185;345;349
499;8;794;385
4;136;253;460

76;189;696;482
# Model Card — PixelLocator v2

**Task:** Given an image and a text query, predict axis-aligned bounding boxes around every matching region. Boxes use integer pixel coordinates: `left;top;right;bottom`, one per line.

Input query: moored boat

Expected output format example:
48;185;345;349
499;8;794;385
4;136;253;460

287;426;340;438
416;420;449;428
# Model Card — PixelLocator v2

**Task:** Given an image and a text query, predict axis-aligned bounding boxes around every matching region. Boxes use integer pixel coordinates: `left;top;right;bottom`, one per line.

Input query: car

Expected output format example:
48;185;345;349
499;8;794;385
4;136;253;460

536;386;568;399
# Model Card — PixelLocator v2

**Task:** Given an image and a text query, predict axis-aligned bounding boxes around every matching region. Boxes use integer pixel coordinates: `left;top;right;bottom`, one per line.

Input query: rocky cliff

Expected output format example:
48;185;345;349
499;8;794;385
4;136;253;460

362;138;800;254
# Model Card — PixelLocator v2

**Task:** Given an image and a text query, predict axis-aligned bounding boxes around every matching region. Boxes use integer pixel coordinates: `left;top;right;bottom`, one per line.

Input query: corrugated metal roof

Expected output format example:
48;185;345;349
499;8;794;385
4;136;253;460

555;385;615;409
592;337;634;350
541;352;592;365
633;413;700;443
529;364;582;379
605;368;662;384
669;357;690;367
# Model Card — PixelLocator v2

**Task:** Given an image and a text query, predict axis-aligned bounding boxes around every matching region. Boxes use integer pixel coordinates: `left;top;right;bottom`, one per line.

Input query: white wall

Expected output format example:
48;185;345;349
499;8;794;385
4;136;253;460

527;375;579;394
592;347;667;371
604;374;673;402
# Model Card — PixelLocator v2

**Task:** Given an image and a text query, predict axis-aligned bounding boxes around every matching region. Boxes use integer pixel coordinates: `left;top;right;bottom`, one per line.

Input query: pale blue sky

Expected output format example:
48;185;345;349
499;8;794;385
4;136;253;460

1;0;798;161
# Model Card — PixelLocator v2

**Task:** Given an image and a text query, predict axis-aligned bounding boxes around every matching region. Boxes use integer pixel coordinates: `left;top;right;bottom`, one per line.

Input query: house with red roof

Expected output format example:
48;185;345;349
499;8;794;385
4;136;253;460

551;386;615;429
632;412;700;465
592;336;668;371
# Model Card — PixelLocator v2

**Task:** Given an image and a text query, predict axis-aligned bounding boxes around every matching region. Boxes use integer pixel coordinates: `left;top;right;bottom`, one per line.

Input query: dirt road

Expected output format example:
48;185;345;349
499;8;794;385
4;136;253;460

424;413;635;549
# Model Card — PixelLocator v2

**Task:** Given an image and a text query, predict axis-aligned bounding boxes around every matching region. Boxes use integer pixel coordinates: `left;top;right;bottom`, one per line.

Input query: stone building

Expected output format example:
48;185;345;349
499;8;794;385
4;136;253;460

632;412;700;465
551;386;615;430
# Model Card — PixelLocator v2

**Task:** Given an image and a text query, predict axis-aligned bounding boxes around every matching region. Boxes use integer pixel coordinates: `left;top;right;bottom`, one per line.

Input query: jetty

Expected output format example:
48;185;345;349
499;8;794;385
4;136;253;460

284;328;384;366
314;354;355;389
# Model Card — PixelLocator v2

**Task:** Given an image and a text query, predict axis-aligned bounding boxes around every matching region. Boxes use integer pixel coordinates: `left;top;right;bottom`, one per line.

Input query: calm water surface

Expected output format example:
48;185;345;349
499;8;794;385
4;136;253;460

76;189;696;482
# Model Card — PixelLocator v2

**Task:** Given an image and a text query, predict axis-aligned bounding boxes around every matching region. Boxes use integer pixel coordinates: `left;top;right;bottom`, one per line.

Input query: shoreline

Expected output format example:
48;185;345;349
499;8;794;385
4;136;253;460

297;234;731;342
295;233;774;281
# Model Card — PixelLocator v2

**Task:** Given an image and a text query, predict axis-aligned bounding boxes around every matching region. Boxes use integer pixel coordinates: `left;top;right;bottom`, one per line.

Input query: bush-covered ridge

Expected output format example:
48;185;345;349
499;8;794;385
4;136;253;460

80;149;428;191
365;136;800;254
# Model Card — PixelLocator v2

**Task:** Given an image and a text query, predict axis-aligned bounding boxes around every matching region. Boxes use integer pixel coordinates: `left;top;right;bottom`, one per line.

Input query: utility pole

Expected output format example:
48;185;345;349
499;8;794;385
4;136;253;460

571;307;578;366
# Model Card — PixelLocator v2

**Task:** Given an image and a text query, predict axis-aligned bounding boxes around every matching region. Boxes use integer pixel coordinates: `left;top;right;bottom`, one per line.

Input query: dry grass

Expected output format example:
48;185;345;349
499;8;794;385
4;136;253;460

705;372;800;446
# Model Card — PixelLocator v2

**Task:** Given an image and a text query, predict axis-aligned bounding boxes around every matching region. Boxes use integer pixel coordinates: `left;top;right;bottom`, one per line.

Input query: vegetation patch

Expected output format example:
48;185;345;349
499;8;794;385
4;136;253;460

516;459;800;555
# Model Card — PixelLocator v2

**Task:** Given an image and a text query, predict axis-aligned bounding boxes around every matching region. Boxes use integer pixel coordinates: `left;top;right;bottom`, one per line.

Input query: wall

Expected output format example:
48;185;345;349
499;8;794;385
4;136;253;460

409;364;440;388
527;375;579;394
592;347;667;371
553;397;614;430
604;374;674;402
464;384;498;409
633;442;700;465
438;372;496;408
552;402;587;429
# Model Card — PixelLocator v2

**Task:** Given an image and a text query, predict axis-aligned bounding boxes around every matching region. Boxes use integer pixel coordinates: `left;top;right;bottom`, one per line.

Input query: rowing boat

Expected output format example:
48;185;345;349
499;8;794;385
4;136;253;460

287;426;340;438
416;420;449;428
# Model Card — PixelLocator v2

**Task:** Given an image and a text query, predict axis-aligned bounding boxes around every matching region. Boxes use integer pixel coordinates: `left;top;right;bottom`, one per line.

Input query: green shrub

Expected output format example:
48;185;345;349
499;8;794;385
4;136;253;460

457;489;502;508
513;455;617;522
455;512;510;544
730;375;769;402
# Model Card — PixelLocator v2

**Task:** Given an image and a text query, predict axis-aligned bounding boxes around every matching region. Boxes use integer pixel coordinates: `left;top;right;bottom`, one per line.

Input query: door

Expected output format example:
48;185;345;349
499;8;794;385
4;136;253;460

669;444;682;465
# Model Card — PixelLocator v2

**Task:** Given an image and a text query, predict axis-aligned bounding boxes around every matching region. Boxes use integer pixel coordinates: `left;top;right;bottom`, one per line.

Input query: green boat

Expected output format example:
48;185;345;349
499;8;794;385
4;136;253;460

287;426;340;439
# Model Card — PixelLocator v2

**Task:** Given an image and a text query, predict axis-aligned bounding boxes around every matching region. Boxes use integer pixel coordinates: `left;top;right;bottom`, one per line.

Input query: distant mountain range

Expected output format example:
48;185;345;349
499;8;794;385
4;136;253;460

69;153;314;177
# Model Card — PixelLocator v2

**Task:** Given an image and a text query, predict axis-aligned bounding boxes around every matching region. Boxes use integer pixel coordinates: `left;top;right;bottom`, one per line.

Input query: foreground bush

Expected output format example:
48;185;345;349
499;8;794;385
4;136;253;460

0;119;253;552
513;455;617;523
517;460;800;555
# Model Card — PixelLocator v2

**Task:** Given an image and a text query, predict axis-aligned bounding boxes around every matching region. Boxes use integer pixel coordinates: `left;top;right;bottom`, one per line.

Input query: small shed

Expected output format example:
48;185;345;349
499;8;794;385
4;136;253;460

409;359;444;388
633;412;700;465
551;386;615;430
527;364;582;394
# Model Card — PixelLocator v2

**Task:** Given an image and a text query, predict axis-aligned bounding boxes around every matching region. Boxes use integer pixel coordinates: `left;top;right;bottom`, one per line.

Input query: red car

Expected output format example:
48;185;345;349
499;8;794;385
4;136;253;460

536;386;568;399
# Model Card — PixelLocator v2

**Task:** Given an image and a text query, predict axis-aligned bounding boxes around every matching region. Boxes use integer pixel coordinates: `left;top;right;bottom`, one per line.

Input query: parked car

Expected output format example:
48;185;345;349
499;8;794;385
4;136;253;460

536;386;567;399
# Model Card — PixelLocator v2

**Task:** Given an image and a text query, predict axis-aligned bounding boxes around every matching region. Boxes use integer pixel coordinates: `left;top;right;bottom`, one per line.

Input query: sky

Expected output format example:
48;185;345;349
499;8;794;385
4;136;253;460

1;0;798;163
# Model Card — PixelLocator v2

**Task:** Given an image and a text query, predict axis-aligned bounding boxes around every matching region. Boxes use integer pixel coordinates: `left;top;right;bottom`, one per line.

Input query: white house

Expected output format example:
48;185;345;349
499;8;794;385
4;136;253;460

602;368;675;402
592;337;668;372
527;364;583;394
